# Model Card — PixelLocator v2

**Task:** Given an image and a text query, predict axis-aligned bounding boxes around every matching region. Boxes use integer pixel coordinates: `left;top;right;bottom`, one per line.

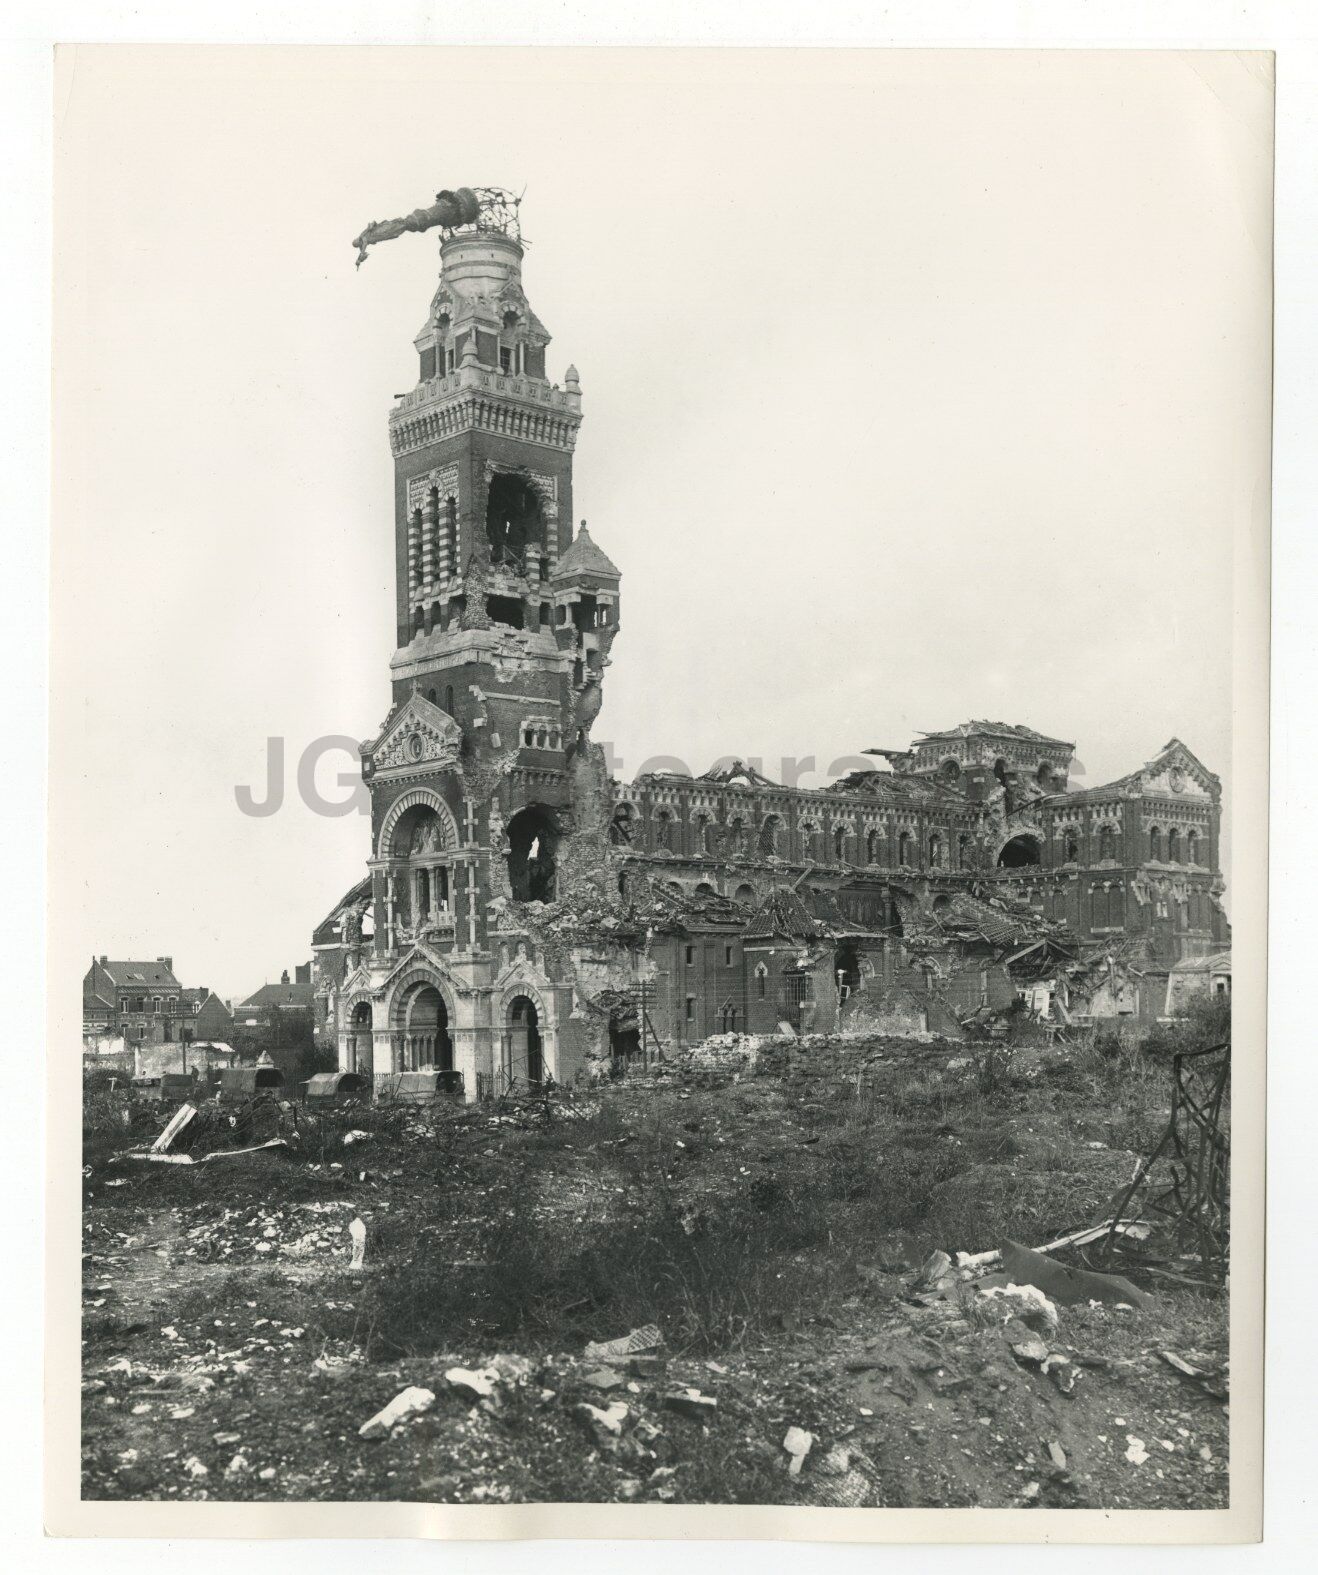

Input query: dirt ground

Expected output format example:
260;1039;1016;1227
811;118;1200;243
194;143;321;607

81;1034;1229;1508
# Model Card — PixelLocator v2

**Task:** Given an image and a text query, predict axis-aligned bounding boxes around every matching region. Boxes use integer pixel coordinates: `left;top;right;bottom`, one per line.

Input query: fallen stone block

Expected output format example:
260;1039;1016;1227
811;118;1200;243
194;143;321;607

358;1385;436;1439
978;1281;1060;1334
575;1400;629;1441
444;1366;499;1404
783;1425;814;1475
662;1387;717;1421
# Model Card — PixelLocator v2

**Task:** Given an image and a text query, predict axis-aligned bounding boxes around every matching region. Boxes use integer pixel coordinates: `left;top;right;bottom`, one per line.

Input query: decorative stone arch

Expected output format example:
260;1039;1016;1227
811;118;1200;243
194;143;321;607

338;988;378;1075
498;980;556;1088
383;963;458;1030
497;977;552;1025
377;787;461;860
379;962;458;1075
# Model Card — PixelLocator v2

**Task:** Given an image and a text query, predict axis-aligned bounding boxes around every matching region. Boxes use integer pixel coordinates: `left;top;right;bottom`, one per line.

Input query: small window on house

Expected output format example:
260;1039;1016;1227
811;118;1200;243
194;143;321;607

685;945;695;966
833;826;847;861
499;346;513;374
1187;830;1199;864
756;966;767;999
725;944;734;966
1150;826;1163;860
685;996;695;1021
1167;828;1181;862
445;685;455;715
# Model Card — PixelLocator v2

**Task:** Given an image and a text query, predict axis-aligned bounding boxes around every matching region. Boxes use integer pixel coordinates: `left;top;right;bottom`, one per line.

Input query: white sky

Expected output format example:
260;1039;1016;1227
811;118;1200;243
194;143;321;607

51;47;1272;1000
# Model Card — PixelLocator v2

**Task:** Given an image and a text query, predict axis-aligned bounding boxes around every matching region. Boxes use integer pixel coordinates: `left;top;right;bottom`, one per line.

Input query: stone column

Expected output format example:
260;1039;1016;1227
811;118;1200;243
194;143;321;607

422;489;438;594
407;508;421;602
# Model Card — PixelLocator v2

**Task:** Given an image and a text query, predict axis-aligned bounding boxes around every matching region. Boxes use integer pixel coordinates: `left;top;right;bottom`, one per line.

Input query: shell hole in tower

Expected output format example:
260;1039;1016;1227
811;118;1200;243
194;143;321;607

507;805;559;902
487;594;524;629
485;472;543;571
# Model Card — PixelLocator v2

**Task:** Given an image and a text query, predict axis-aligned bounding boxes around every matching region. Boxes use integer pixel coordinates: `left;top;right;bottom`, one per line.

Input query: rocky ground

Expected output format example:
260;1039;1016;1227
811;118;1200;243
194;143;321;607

80;1032;1229;1507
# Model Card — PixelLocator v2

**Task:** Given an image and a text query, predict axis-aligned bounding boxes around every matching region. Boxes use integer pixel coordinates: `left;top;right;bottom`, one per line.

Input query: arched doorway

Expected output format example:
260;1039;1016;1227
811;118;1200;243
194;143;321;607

505;995;543;1086
348;1000;374;1074
998;834;1042;869
402;982;452;1071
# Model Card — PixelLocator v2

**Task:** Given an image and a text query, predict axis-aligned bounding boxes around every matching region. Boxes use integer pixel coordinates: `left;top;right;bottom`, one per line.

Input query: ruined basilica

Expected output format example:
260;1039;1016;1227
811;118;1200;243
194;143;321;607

312;190;1229;1094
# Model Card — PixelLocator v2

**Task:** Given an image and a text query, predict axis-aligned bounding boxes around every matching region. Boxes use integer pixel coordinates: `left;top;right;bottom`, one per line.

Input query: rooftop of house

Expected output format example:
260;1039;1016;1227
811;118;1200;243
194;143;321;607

87;958;180;989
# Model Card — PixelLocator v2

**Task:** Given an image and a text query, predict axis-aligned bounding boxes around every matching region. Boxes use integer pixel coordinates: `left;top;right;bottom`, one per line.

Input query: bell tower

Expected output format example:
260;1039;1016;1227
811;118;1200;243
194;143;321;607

387;205;588;684
360;188;621;960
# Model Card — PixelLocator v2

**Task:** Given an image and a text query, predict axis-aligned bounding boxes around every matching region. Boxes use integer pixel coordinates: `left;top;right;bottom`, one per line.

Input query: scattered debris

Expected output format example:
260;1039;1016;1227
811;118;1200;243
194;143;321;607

1125;1436;1150;1465
907;1249;954;1296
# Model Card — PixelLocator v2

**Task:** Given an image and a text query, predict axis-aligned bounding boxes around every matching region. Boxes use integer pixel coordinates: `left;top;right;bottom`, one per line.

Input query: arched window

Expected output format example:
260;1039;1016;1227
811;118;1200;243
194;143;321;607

444;685;455;715
1186;829;1199;865
609;803;634;846
1167;828;1181;863
727;817;746;855
866;828;882;864
1064;833;1080;863
758;815;781;856
754;963;768;999
1098;824;1116;861
653;810;673;851
1149;826;1162;861
958;832;973;869
928;832;943;868
833;825;848;863
898;830;913;866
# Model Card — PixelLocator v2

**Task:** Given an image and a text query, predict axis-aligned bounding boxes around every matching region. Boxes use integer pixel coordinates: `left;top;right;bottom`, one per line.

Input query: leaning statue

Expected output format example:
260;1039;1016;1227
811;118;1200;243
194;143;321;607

352;187;481;268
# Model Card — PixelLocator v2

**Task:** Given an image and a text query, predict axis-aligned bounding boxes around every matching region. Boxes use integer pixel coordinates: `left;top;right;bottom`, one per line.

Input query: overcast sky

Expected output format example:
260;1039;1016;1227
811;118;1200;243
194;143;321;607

52;48;1271;1000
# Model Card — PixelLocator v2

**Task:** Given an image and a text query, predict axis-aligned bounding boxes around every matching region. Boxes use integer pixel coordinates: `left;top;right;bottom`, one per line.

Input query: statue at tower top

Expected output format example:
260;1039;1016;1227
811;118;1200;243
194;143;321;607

352;185;524;268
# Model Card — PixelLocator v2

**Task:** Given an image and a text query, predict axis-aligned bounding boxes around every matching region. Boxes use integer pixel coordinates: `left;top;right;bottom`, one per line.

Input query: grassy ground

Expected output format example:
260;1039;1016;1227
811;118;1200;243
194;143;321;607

81;1028;1230;1507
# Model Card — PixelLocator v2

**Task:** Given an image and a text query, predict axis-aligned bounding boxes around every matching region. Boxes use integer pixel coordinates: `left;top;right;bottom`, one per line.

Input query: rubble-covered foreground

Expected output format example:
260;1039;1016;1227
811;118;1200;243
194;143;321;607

81;1032;1229;1507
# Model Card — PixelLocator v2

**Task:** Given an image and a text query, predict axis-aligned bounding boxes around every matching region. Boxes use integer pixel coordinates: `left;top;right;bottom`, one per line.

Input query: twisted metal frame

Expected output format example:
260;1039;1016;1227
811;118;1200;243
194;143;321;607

1101;1040;1230;1284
